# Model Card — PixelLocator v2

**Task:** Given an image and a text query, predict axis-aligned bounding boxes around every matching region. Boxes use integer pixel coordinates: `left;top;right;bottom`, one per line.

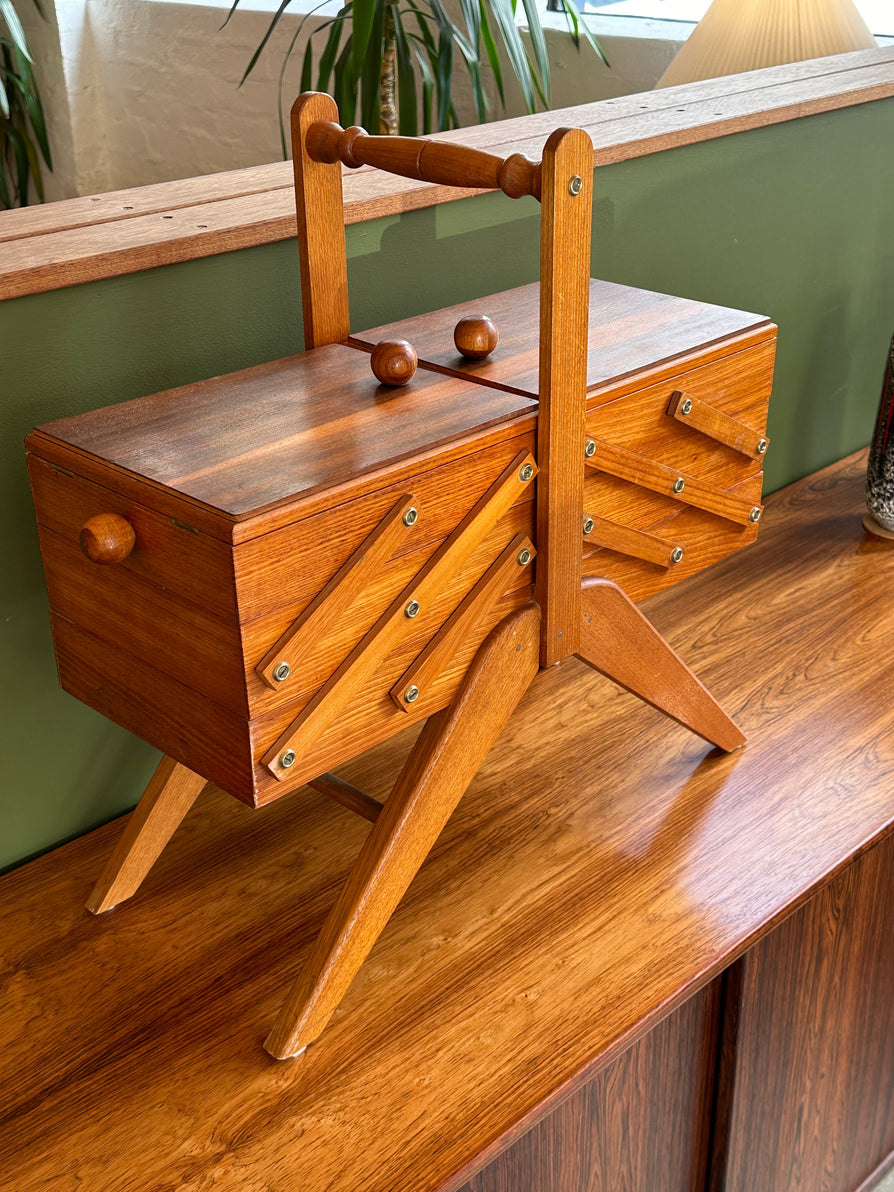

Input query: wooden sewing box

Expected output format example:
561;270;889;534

25;94;776;1058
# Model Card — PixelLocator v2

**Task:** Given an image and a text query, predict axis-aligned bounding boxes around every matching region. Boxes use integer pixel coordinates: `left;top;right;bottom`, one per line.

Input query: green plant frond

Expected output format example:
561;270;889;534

391;10;418;137
0;0;31;62
477;3;504;105
317;9;351;94
351;0;378;85
238;0;298;86
559;0;609;64
1;1;52;204
435;28;452;130
358;0;385;130
483;0;535;112
227;0;605;143
518;0;549;99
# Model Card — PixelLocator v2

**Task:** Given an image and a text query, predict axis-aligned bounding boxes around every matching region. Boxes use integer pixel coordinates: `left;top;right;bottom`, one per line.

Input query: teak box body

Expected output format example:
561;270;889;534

27;279;775;807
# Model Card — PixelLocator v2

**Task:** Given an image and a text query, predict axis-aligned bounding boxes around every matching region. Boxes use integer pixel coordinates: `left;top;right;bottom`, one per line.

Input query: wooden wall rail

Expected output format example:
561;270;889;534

0;48;892;300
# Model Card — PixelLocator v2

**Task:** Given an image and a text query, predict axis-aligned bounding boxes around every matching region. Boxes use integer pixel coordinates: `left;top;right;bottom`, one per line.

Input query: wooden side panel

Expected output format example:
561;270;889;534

26;455;238;617
50;614;256;800
458;981;720;1192
721;831;894;1192
37;526;248;717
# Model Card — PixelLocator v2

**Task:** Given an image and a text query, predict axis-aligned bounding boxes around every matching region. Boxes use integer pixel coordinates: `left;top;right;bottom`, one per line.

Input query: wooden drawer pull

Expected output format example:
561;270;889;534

668;391;769;460
79;514;136;565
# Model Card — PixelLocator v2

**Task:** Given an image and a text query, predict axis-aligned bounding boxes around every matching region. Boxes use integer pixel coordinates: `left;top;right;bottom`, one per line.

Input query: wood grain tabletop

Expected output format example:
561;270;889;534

1;449;892;1192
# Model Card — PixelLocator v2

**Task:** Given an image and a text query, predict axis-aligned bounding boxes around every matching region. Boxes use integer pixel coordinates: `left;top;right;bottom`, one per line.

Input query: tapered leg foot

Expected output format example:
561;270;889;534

86;756;207;914
264;602;541;1060
578;577;745;752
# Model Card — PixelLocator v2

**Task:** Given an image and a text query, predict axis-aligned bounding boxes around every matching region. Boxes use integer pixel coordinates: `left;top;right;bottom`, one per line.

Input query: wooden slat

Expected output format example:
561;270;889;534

390;533;535;711
2;452;893;1192
582;513;682;568
668;390;769;460
260;450;537;779
586;438;762;526
254;492;418;693
1;50;891;299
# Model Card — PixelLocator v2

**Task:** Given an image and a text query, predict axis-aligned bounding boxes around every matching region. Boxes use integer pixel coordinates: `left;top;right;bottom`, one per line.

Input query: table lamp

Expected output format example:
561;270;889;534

656;0;877;88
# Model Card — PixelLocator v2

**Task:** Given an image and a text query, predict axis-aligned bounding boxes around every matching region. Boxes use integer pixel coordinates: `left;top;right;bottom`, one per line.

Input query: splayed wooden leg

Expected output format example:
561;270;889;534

264;602;541;1060
86;755;207;914
578;576;745;752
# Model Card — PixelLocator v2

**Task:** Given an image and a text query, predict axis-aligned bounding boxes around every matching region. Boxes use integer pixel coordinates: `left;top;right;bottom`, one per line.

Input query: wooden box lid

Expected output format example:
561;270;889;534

30;342;536;525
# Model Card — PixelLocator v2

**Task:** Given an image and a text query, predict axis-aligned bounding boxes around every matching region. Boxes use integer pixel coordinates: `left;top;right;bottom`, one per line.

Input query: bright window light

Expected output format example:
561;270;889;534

583;0;894;36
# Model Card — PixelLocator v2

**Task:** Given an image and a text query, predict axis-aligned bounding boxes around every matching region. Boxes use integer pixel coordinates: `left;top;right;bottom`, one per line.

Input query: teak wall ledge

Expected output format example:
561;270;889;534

0;48;892;300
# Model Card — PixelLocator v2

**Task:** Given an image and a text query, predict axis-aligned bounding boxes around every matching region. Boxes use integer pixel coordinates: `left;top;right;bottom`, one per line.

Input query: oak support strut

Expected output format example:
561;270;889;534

264;602;542;1060
86;756;207;914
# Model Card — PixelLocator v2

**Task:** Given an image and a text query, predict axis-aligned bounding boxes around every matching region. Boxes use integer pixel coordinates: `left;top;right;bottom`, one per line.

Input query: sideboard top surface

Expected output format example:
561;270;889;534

1;451;892;1192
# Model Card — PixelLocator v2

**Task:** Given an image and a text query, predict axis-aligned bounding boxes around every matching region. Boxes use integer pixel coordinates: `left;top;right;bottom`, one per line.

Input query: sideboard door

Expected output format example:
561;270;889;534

718;831;894;1192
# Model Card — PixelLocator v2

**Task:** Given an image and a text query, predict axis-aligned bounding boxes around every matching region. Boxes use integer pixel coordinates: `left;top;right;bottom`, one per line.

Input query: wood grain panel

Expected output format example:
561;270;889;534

232;432;535;619
355;279;771;400
26;454;237;617
581;475;759;604
459;980;720;1192
586;336;775;491
720;830;894;1192
38;525;248;717
3;452;893;1192
2;50;892;298
34;344;536;521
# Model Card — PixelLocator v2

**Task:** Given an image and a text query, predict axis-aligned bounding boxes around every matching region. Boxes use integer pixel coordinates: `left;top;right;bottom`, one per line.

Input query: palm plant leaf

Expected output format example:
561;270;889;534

1;0;52;207
225;0;605;143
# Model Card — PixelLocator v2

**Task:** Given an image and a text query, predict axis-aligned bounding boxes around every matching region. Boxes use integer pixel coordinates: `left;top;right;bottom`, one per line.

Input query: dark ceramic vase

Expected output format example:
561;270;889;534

866;333;894;532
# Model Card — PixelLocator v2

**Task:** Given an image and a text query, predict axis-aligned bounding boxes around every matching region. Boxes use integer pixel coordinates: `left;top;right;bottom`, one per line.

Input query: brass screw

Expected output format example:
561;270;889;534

584;439;597;458
519;463;535;483
272;661;290;682
670;547;684;564
673;477;685;494
749;507;762;523
280;750;296;769
680;398;693;415
757;439;768;455
405;599;421;618
568;175;583;196
517;547;532;566
404;685;420;704
403;507;419;526
582;516;595;535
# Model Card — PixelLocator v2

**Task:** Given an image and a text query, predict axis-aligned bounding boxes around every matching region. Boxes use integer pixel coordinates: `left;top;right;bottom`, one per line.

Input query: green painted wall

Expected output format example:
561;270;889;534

2;98;892;871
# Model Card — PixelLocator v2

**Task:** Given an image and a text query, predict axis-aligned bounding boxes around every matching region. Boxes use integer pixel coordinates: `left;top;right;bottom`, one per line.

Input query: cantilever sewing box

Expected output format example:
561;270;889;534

25;93;776;1058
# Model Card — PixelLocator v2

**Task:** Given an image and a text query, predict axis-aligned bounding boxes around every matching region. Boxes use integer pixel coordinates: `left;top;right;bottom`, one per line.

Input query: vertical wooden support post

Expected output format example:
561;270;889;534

536;128;593;667
291;92;351;348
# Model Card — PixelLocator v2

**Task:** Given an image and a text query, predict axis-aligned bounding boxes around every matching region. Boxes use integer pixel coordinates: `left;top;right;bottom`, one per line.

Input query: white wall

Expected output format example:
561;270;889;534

26;0;684;198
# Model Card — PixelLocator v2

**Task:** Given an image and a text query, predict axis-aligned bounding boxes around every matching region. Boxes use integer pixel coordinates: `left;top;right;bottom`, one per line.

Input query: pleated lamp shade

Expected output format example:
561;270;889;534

656;0;877;88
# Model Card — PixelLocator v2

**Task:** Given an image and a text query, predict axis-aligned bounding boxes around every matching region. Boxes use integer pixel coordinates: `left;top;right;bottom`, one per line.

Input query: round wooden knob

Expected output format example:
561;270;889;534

454;315;498;360
370;339;417;387
79;513;136;565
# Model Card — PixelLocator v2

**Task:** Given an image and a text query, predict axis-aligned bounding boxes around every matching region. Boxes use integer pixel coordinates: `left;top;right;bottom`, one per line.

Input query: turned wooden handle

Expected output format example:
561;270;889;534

79;513;136;564
305;121;542;201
